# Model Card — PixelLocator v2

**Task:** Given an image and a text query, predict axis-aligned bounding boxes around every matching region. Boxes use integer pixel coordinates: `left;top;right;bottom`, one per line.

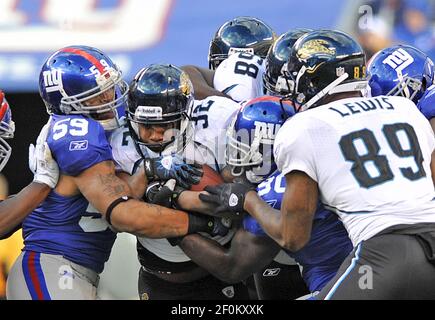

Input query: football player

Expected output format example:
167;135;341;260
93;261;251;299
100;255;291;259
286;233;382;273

204;30;435;299
0;91;60;240
6;46;206;300
182;16;276;101
367;44;435;132
366;44;433;104
168;96;352;299
108;63;250;300
180;29;315;300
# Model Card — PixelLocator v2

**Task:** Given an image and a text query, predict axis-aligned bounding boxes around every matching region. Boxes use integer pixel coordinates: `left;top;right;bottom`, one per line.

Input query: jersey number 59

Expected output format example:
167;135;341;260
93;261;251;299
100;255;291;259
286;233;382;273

52;118;89;141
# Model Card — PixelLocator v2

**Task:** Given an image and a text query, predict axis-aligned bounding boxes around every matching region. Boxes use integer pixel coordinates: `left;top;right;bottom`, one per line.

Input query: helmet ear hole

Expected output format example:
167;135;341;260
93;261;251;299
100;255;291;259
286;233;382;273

60;105;72;115
421;77;427;93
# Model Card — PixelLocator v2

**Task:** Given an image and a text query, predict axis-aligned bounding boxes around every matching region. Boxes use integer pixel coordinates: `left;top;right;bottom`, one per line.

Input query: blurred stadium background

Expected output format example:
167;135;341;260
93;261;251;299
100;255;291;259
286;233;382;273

0;0;434;300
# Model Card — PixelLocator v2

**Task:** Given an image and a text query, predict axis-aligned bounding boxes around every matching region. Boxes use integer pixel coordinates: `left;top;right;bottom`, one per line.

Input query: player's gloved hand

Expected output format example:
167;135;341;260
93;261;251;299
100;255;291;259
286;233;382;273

199;182;255;218
143;154;203;189
208;216;232;237
167;213;232;246
29;119;59;189
145;179;186;208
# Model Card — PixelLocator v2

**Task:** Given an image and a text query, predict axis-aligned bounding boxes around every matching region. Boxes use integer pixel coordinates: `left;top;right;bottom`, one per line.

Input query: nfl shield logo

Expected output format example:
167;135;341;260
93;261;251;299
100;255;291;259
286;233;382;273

336;66;345;77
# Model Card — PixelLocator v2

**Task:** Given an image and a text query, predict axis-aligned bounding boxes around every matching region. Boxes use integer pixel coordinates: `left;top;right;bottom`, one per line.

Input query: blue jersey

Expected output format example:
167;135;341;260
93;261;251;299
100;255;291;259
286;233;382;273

417;86;435;120
243;171;353;292
23;114;116;273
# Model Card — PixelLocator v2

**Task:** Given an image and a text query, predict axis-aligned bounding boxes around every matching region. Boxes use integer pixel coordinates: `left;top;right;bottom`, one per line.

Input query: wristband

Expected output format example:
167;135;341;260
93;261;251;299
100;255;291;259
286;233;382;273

187;212;213;234
105;196;134;225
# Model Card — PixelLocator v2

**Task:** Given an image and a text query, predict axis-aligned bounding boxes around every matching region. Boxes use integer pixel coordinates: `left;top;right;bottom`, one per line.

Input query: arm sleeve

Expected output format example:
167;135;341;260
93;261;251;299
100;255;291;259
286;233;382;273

242;215;267;237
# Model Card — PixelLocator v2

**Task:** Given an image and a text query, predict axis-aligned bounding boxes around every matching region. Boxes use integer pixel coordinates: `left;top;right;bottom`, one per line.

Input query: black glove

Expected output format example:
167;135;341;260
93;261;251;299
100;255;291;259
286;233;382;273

167;213;232;246
198;183;255;218
145;180;186;208
143;154;203;189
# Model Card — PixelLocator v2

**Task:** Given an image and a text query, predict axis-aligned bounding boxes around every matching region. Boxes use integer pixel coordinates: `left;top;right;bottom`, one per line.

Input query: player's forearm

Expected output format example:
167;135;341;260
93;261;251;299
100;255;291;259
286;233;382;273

111;200;189;238
244;191;288;248
181;65;229;100
179;234;243;283
0;182;51;239
117;168;147;199
177;190;216;214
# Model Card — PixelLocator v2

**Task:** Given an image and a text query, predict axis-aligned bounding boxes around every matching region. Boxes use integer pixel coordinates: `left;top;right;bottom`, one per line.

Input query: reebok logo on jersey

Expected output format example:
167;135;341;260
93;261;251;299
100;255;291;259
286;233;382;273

69;140;88;151
262;268;281;277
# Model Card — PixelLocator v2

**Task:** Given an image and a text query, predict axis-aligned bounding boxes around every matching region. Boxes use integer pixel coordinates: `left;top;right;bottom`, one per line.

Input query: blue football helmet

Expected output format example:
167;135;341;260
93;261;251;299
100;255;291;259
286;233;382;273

38;45;128;131
0;91;14;171
367;44;434;104
226;95;295;183
208;16;276;70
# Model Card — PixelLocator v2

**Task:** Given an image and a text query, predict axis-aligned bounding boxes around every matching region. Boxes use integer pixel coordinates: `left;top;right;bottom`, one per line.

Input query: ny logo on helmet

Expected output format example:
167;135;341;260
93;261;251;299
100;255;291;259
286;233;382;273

382;48;414;75
43;69;63;93
254;121;281;144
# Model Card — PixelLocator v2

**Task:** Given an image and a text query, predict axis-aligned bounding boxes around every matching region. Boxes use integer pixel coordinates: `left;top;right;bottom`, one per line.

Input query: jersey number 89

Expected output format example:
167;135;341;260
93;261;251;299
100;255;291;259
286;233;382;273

339;122;425;188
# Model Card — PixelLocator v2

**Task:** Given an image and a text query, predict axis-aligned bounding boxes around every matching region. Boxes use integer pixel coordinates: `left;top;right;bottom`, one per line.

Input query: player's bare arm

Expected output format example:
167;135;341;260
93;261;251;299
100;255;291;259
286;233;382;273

73;160;189;238
176;190;217;213
244;171;318;251
116;165;148;199
181;65;230;100
431;119;435;135
431;150;435;187
0;182;51;239
179;228;279;283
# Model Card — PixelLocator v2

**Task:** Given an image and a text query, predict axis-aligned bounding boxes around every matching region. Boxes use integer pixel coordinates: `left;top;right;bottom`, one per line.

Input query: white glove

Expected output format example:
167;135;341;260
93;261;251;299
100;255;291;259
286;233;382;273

29;119;59;188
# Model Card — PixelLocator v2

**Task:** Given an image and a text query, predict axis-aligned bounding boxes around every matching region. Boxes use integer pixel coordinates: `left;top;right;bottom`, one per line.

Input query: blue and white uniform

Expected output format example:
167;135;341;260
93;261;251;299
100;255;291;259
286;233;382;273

7;115;116;300
243;171;353;293
109;97;240;263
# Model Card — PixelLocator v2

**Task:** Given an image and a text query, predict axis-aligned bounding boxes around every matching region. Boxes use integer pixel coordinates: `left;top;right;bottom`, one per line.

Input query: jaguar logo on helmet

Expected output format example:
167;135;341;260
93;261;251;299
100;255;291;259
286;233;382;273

179;72;192;96
297;39;336;60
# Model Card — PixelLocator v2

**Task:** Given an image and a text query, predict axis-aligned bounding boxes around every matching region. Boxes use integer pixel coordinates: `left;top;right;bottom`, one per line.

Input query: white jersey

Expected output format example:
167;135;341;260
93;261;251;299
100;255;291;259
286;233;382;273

274;95;435;246
190;95;240;170
109;99;239;262
213;53;265;102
